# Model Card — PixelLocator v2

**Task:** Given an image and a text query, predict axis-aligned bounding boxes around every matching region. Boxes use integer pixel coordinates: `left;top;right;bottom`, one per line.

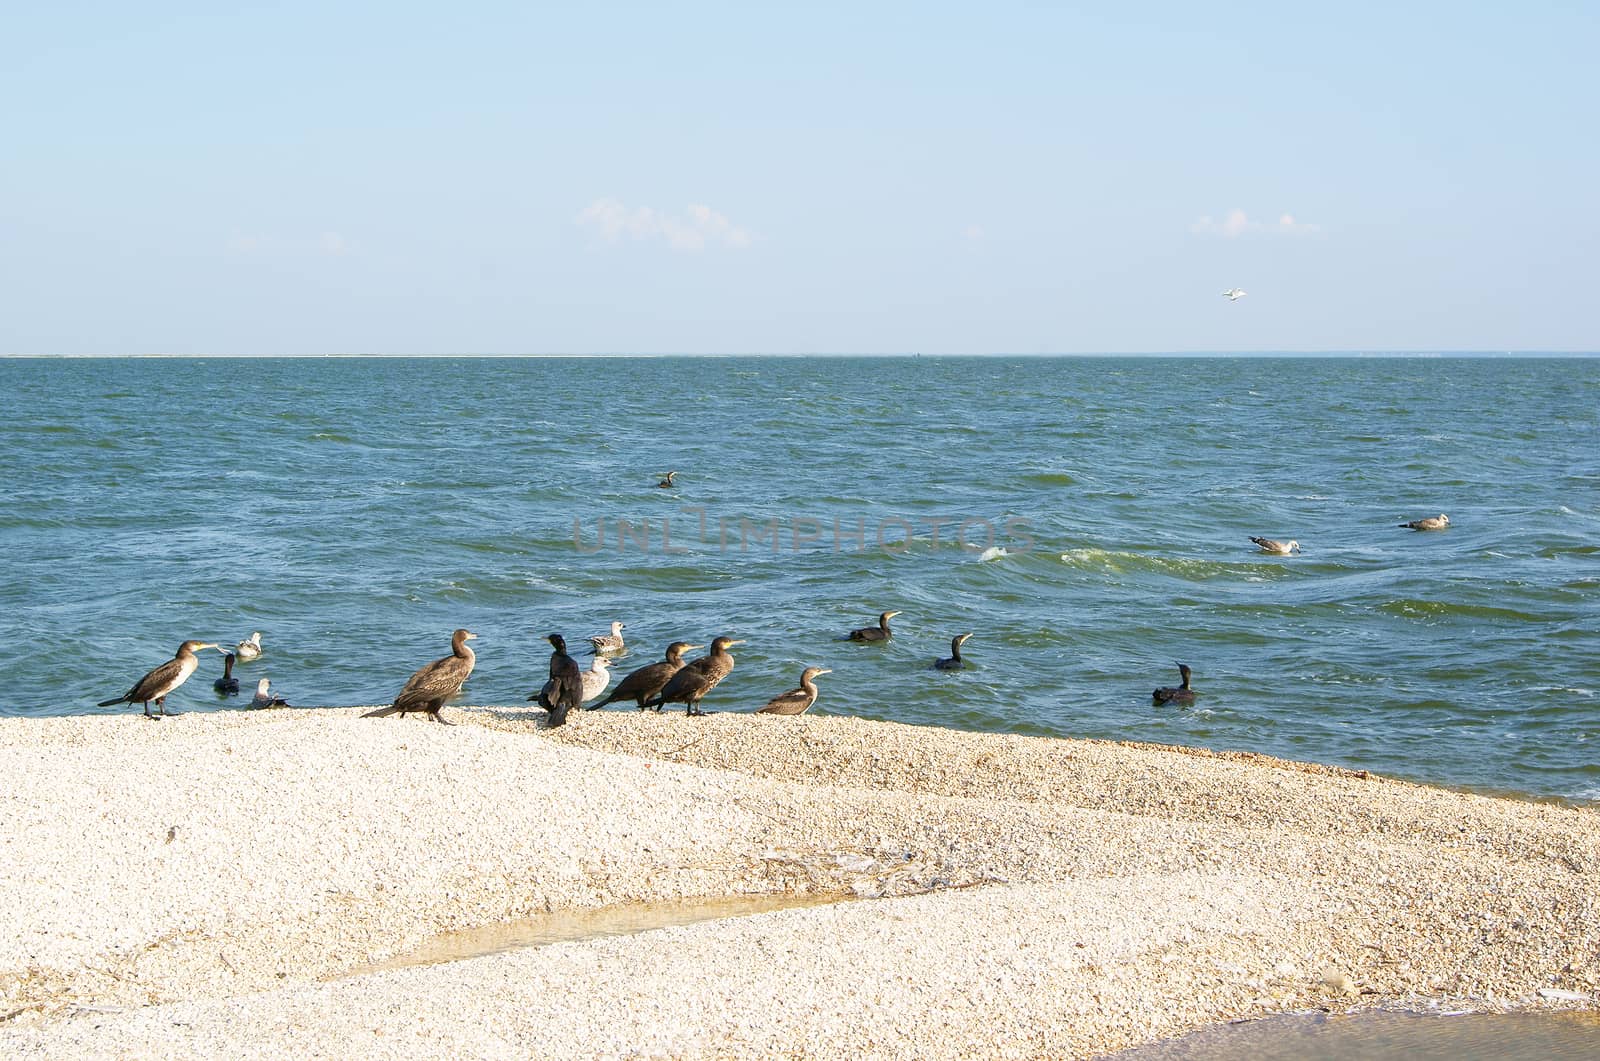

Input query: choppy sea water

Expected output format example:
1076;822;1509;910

1;356;1596;802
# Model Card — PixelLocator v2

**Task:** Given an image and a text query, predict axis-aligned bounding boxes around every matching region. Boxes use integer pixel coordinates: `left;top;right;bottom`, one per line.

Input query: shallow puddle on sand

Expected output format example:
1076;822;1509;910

1106;1010;1600;1060
341;892;848;978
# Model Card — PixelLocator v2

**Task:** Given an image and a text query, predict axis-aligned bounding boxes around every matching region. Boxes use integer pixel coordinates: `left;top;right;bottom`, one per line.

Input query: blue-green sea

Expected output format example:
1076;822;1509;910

2;356;1596;803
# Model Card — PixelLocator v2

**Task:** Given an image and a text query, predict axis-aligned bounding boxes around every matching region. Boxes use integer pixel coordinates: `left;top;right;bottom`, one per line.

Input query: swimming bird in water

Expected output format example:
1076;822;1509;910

657;471;677;488
1398;514;1450;531
362;629;477;725
1152;663;1196;706
1223;288;1247;302
934;633;973;670
590;641;701;710
234;632;263;661
539;633;583;728
588;621;626;657
98;640;220;719
848;611;900;642
250;678;290;709
645;636;744;716
1249;536;1302;555
534;655;614;709
757;667;831;716
214;652;240;694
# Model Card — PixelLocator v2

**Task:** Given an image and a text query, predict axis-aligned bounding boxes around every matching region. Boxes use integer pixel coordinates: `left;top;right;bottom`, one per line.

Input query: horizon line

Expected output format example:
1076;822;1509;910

3;350;1597;360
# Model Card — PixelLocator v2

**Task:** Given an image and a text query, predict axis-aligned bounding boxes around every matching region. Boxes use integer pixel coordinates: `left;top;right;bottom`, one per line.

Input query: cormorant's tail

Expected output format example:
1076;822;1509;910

97;696;126;707
362;706;404;718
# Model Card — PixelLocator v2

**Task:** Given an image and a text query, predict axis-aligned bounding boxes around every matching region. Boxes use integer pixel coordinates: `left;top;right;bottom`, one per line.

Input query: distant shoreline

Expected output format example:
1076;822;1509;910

3;351;1597;360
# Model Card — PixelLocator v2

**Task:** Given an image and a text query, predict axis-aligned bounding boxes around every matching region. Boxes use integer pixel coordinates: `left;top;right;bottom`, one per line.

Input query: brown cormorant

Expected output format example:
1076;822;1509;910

591;641;701;710
1398;514;1450;531
235;632;263;661
539;633;584;727
934;633;973;670
757;667;831;715
214;652;240;694
362;628;477;725
588;621;626;656
657;471;677;488
250;678;291;709
848;611;900;642
645;636;744;715
98;640;220;718
1152;663;1196;706
1249;536;1301;555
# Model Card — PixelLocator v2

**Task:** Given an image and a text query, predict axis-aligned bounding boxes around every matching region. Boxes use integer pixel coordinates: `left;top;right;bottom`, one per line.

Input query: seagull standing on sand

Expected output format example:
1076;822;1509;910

1249;536;1302;555
1223;289;1247;302
98;640;220;719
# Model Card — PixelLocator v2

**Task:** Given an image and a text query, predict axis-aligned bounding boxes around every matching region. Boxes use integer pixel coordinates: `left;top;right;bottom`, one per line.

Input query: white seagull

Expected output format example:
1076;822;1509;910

1223;288;1247;302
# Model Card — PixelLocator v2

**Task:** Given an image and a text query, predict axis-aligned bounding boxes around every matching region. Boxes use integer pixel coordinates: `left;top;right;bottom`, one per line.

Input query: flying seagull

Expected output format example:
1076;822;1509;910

1223;289;1247;302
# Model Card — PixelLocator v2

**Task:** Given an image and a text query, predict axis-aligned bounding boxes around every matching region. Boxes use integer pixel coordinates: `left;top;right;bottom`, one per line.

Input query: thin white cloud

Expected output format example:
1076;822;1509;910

1191;208;1320;237
576;198;752;251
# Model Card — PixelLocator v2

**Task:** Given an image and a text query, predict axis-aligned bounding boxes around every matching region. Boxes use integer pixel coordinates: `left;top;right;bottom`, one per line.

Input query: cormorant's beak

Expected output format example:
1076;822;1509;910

728;639;747;646
817;669;833;675
887;611;902;619
686;644;705;650
199;643;220;651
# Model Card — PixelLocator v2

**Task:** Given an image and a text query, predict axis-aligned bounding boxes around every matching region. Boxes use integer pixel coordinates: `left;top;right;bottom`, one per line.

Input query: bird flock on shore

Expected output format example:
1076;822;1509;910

94;483;1453;724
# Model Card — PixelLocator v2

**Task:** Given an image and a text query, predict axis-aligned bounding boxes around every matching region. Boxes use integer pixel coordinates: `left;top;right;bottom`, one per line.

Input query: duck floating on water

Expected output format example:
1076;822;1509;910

214;652;240;694
934;633;973;670
848;611;900;643
1152;663;1196;706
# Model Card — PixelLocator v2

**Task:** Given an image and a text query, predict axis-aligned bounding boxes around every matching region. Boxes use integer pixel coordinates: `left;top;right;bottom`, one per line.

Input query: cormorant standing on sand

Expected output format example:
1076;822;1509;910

657;471;677;488
541;633;583;727
99;640;220;719
588;621;626;656
645;636;744;716
849;611;900;642
591;641;701;710
757;667;831;716
215;652;240;694
934;633;973;670
1152;663;1196;706
362;629;478;725
534;654;613;710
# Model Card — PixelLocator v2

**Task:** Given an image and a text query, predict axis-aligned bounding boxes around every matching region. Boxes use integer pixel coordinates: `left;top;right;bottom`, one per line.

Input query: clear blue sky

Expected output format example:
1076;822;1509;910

3;1;1595;354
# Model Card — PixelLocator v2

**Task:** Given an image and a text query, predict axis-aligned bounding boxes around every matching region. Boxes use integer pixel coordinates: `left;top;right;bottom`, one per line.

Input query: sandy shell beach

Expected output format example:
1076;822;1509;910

1;706;1596;1058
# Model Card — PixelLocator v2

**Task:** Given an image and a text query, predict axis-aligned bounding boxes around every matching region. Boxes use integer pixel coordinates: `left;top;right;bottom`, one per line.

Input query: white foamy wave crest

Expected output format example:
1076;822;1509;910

977;546;1008;562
